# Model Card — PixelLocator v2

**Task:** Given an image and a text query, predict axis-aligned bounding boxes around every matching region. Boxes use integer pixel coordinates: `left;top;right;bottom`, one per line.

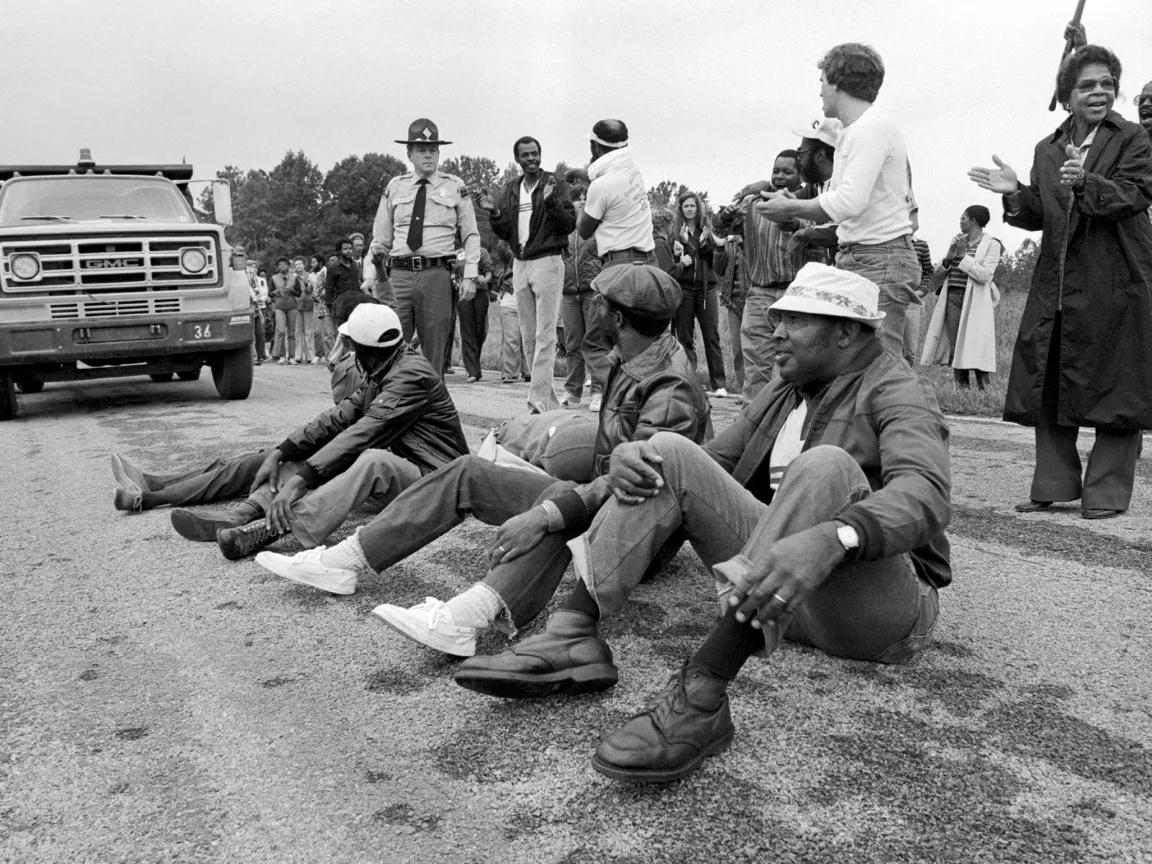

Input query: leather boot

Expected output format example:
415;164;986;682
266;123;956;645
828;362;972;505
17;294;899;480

592;662;734;784
452;609;617;698
171;501;263;542
216;520;285;560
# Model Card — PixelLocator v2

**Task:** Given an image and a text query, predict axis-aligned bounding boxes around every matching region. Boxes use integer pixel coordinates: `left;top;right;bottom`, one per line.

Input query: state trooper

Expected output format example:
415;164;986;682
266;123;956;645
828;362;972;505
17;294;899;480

370;119;481;374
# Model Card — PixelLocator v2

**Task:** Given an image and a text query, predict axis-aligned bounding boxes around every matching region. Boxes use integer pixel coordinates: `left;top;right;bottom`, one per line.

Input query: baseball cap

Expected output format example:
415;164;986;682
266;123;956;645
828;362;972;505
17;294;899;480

338;304;404;347
790;117;844;148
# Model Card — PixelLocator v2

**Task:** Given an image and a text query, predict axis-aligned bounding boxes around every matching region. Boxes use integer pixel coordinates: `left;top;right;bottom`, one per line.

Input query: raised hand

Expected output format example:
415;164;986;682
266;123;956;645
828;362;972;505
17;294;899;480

968;155;1020;195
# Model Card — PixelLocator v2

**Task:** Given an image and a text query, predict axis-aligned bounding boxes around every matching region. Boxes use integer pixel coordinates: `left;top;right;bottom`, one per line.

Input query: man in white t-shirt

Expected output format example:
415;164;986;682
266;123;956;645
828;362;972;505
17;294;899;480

479;137;576;413
758;43;920;360
569;120;656;267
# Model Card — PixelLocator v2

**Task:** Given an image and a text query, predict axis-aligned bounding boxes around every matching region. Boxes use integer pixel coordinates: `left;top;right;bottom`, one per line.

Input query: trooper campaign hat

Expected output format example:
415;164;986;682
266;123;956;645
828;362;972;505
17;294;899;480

396;118;452;146
790;117;844;148
769;262;885;329
338;304;404;347
593;263;682;320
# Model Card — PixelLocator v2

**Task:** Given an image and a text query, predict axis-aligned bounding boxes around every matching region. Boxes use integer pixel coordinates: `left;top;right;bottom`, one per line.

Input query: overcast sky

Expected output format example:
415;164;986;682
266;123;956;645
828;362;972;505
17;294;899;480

3;0;1150;257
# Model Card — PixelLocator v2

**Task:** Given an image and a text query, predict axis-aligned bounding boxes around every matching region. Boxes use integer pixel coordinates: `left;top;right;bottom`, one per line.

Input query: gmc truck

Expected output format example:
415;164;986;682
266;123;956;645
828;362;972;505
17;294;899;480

0;150;253;420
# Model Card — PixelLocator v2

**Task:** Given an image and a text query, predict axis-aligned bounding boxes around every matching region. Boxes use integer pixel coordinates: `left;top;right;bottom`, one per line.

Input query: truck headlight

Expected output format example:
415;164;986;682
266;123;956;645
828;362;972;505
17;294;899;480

10;253;41;281
180;247;208;274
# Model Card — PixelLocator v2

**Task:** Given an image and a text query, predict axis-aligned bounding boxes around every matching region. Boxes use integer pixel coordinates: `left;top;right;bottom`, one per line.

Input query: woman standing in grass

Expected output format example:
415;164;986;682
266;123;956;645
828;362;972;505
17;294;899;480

920;205;1002;389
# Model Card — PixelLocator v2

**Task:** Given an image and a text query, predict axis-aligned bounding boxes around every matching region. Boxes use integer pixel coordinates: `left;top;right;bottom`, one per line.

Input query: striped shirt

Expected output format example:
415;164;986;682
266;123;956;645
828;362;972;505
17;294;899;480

743;198;806;287
946;235;981;292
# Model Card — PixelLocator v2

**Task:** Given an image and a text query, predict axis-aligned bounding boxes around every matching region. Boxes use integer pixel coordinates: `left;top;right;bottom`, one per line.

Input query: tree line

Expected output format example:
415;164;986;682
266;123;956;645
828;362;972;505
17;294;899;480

202;149;1036;288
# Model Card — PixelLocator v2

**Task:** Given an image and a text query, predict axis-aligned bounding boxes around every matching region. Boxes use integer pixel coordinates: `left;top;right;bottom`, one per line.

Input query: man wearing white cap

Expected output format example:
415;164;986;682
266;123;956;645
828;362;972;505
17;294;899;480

758;44;920;360
450;263;951;785
157;303;469;561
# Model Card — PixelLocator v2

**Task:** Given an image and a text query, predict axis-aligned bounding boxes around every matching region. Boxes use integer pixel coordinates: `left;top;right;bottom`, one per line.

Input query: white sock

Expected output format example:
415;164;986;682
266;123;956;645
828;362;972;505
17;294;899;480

320;531;370;572
444;583;504;629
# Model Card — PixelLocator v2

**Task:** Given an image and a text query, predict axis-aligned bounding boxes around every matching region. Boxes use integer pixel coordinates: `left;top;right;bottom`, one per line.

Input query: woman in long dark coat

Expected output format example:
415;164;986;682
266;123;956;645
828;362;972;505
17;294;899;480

970;43;1152;518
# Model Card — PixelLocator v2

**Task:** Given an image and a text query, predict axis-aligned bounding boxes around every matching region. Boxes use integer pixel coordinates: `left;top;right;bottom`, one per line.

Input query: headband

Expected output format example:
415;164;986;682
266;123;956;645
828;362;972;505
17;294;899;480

590;134;628;148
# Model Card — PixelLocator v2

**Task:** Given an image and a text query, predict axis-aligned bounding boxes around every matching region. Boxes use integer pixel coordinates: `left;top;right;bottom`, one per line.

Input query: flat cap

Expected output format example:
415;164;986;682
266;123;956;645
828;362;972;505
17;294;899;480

593;262;681;320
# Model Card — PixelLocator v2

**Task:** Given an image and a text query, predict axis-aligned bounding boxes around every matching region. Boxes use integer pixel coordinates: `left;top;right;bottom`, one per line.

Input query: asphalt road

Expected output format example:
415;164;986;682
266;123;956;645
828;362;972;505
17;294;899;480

2;364;1150;863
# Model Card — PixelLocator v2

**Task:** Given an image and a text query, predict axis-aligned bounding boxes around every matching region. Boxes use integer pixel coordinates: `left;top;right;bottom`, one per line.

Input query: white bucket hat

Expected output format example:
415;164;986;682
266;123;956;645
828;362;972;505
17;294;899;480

769;263;886;329
338;304;403;347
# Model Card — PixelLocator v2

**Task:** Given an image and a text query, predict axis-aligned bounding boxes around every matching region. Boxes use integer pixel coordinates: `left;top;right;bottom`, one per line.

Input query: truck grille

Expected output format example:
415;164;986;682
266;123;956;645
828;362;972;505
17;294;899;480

1;233;220;294
48;296;182;320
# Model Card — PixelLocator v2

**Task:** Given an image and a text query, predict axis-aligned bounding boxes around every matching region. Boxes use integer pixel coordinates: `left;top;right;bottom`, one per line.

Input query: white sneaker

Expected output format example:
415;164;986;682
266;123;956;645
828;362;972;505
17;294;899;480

371;597;477;657
708;387;730;398
255;547;358;595
588;395;602;413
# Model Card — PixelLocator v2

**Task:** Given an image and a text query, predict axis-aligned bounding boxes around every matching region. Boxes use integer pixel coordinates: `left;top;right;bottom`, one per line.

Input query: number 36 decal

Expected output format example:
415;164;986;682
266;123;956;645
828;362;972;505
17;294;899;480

192;324;212;339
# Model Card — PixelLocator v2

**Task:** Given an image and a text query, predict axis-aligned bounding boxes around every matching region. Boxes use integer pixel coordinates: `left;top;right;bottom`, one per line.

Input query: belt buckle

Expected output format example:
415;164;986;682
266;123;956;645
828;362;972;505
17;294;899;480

411;255;424;271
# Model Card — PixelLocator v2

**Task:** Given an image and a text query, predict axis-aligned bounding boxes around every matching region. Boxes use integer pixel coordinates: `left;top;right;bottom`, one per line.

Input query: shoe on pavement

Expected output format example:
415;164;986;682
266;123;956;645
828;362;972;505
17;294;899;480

111;453;151;491
587;395;602;413
113;485;143;513
171;500;262;541
707;387;730;398
1014;500;1053;513
372;598;477;657
255;547;358;595
216;520;284;560
591;662;734;784
278;358;289;365
559;391;580;408
452;610;617;698
1082;508;1124;520
465;376;480;383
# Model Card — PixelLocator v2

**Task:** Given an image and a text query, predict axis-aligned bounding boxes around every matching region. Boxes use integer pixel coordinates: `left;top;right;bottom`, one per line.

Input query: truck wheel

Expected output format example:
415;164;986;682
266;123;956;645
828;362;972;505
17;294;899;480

177;369;201;382
0;373;18;421
211;348;253;400
149;372;174;383
15;375;44;394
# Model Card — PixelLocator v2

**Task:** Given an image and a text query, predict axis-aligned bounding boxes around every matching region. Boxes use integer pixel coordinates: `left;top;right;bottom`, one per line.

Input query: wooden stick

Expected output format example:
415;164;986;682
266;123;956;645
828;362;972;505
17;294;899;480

1049;0;1089;111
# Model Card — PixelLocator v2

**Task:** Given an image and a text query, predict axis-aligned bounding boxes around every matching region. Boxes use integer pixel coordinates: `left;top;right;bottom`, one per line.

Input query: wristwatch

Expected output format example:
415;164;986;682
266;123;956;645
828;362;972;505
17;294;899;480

833;521;859;553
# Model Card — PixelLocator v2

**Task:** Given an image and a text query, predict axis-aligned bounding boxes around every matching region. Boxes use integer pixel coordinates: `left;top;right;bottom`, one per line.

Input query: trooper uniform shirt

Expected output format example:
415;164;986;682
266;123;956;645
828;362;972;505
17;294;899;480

371;171;481;278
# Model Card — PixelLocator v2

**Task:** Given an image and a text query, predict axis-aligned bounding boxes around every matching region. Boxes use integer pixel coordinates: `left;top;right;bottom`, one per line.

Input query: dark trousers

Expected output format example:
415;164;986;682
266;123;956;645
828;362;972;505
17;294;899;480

392;266;454;375
1031;324;1142;511
561;291;611;397
675;286;726;390
252;309;267;360
457;288;490;379
139;451;266;509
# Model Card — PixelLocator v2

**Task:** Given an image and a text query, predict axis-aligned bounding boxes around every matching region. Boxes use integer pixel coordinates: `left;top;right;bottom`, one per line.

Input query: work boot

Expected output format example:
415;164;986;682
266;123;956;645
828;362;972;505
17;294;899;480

112;485;143;513
216;520;285;560
592;662;734;784
110;453;153;491
171;501;263;542
452;610;617;698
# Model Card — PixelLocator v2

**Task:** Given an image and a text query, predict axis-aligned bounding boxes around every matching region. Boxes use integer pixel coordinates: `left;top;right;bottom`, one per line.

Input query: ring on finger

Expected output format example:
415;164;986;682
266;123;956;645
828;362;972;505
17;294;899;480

770;592;791;612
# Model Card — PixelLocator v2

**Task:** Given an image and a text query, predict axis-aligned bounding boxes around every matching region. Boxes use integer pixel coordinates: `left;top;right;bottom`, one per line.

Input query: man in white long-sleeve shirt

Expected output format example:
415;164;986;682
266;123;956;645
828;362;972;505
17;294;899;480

757;43;919;360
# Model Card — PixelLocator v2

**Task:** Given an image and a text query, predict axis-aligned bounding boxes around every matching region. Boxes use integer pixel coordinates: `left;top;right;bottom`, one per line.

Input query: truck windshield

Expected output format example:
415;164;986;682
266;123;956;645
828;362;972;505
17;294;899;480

0;177;196;227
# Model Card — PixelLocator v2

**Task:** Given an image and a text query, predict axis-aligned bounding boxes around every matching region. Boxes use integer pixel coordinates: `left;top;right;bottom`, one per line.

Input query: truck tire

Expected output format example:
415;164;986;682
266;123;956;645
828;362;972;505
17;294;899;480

0;373;18;421
211;348;253;400
15;375;44;394
149;372;174;383
176;369;201;382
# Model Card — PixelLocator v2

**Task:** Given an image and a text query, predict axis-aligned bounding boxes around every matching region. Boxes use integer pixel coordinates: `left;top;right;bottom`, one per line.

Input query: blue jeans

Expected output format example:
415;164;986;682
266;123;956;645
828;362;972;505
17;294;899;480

568;434;939;664
739;283;787;402
561;292;610;398
836;236;920;360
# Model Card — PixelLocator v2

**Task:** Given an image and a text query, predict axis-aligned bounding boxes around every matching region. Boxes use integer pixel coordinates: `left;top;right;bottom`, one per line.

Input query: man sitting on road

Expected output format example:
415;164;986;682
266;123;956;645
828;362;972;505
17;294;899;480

114;304;469;560
253;264;712;649
449;263;952;784
111;293;383;512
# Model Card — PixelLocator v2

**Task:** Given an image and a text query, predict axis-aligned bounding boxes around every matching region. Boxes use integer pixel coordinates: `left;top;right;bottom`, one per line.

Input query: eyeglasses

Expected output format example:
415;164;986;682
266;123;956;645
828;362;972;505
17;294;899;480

1074;76;1118;94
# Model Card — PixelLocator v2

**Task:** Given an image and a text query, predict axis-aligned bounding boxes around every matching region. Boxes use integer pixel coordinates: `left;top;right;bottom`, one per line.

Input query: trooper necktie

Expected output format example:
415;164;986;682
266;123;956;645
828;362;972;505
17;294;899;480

406;179;429;252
